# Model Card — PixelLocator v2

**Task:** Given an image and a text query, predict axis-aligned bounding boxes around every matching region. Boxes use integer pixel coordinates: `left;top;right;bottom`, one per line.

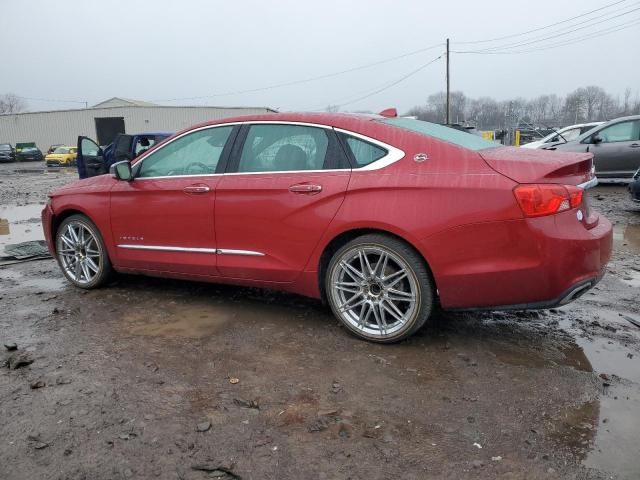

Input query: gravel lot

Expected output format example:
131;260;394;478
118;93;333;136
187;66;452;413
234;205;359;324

1;162;639;480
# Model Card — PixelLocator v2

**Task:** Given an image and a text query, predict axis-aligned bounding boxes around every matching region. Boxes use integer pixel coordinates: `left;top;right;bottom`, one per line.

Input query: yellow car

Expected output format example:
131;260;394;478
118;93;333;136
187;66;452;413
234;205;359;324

45;146;77;167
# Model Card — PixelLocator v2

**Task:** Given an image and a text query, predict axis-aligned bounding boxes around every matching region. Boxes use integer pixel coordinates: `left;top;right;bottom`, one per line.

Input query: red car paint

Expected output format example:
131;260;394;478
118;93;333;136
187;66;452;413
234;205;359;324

42;112;612;310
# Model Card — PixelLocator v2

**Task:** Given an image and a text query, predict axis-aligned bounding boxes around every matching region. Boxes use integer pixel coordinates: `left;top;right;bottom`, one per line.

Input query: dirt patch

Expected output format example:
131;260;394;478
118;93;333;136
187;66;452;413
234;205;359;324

0;170;639;479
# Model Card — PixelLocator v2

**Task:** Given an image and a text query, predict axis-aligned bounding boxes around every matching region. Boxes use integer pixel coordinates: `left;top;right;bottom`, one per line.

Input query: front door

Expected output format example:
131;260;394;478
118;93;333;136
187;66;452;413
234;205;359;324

77;136;107;179
589;120;640;177
215;123;351;282
109;125;236;276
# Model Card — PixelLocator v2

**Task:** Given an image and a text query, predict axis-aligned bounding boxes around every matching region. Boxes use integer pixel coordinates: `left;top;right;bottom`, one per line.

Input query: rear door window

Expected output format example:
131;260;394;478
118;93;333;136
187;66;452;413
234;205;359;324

237;124;329;172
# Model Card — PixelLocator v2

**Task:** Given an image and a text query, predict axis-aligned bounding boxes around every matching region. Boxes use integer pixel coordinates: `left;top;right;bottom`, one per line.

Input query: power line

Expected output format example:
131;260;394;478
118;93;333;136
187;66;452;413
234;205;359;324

463;5;640;53
453;16;640;55
154;43;444;103
454;0;629;44
301;54;444;111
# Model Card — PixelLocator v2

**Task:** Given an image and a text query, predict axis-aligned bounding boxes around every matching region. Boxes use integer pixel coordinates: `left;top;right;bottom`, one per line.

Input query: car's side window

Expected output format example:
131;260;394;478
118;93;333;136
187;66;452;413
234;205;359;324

238;124;329;173
341;134;387;167
138;126;233;178
596;121;640;143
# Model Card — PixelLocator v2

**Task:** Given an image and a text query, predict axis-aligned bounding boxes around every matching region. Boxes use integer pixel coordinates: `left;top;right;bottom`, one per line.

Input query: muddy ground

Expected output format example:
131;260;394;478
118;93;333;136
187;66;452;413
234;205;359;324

1;162;639;480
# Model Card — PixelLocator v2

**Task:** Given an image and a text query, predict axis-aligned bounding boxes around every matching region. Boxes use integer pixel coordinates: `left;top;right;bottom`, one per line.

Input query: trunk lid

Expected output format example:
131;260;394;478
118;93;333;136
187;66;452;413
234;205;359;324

479;147;594;186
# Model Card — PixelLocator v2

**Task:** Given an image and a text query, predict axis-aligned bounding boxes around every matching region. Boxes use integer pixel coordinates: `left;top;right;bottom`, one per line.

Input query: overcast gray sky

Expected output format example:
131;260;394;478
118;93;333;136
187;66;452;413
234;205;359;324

1;0;639;113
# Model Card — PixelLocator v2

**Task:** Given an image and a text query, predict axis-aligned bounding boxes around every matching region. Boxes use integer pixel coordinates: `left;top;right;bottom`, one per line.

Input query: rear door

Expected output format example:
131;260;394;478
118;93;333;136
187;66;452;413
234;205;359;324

214;122;351;282
109;125;237;275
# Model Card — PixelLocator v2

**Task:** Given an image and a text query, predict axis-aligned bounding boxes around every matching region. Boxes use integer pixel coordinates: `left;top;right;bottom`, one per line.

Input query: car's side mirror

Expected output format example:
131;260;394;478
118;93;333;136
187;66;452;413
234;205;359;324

591;134;603;144
110;160;133;181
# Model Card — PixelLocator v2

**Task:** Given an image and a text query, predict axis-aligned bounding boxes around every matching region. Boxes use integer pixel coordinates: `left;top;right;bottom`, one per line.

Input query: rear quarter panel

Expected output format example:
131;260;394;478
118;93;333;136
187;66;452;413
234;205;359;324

301;126;523;299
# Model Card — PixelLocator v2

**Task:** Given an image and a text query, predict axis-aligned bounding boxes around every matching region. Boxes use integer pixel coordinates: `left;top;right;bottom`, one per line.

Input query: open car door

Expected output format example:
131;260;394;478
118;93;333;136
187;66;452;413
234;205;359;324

77;136;107;179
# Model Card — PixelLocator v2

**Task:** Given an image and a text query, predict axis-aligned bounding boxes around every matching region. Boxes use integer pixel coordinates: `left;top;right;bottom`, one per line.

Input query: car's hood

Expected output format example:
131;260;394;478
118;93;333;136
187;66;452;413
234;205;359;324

46;153;70;159
480;146;594;185
50;174;115;197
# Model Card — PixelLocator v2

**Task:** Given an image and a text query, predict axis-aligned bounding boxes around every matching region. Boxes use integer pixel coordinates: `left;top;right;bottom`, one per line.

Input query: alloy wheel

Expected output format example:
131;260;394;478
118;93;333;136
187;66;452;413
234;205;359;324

329;245;419;339
56;221;102;285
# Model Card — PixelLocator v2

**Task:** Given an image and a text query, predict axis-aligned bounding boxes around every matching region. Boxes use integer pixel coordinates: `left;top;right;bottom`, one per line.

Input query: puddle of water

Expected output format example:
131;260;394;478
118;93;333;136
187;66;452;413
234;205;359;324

613;224;640;252
0;204;45;250
559;318;640;479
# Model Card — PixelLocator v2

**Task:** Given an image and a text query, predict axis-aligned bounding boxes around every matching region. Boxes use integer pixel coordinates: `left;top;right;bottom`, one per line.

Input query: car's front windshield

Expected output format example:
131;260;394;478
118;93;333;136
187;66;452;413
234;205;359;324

53;147;71;154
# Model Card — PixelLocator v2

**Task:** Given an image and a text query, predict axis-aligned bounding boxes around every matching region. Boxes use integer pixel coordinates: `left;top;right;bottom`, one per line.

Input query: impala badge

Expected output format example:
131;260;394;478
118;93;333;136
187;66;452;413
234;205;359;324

414;153;428;162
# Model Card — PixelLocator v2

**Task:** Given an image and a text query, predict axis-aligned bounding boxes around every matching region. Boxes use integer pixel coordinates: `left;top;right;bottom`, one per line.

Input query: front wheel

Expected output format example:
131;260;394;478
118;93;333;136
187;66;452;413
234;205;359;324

325;234;434;343
55;214;112;288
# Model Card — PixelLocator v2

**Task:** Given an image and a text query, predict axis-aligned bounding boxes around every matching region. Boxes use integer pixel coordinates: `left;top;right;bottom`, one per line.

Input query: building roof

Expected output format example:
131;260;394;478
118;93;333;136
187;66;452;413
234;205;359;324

92;97;159;108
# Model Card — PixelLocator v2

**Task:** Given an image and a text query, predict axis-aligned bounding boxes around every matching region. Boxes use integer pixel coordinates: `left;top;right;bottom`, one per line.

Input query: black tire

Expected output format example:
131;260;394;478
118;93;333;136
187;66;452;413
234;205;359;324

55;214;112;289
325;233;434;343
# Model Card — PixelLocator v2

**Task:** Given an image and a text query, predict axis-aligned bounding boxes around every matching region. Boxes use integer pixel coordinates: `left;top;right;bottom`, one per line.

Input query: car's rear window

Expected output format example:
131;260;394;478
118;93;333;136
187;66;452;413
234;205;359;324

379;118;499;151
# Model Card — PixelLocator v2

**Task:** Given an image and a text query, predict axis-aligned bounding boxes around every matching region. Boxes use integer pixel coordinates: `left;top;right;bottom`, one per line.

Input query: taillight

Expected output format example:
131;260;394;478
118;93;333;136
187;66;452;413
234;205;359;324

513;184;584;218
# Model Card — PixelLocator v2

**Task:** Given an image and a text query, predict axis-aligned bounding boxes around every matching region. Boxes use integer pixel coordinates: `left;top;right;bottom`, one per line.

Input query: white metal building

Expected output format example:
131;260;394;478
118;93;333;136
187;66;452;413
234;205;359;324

0;97;275;149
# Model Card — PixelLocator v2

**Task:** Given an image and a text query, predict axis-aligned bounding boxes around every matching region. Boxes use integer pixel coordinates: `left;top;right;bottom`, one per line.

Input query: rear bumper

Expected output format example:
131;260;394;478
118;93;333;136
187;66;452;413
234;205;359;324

423;209;613;310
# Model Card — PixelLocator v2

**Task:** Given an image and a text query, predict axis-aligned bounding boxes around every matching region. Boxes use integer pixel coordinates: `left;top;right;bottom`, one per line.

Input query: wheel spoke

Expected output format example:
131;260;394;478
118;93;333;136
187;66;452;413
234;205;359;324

386;287;415;302
381;300;404;322
383;269;408;288
340;260;364;281
372;304;387;335
85;256;100;273
61;235;75;249
373;252;388;277
335;281;360;294
359;249;374;276
80;261;91;281
67;224;79;244
78;226;85;246
339;293;366;313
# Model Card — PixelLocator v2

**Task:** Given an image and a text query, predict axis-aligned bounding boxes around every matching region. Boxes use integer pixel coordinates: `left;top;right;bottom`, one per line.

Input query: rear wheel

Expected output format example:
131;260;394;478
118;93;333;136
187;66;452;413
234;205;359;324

325;234;434;343
55;214;112;289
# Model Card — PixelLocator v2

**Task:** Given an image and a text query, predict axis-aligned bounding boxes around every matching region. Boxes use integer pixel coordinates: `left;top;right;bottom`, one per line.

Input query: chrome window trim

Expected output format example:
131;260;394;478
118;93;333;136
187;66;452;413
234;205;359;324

578;177;598;190
133;121;405;180
333;127;405;171
117;244;265;256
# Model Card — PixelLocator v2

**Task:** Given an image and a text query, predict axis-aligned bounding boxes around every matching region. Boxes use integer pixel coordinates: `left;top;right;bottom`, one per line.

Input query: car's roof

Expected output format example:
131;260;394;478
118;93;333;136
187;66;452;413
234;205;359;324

190;112;383;131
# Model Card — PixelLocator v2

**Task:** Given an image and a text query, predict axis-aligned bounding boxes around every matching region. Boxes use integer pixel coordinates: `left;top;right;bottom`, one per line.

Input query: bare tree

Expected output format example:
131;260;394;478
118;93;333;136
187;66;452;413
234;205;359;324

0;94;27;114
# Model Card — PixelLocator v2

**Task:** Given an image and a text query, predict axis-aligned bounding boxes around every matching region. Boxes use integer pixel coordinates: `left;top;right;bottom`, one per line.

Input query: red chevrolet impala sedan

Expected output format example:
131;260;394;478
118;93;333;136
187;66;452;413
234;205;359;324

42;112;613;342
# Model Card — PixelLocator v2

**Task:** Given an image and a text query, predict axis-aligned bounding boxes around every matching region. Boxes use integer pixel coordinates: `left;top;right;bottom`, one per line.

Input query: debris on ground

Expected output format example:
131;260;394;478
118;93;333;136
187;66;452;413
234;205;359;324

4;352;34;370
3;342;17;351
30;380;46;389
233;398;259;409
196;421;212;432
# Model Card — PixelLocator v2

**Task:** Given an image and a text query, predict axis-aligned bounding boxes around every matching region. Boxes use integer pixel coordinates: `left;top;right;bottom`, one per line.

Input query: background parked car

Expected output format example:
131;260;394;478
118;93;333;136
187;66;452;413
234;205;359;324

0;143;16;162
47;144;64;155
77;132;171;178
629;168;640;202
548;115;640;178
15;143;44;162
45;146;77;167
521;122;603;149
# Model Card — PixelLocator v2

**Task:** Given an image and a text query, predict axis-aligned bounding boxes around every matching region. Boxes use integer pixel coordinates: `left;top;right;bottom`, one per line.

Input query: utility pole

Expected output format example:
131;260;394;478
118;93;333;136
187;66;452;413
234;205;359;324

445;38;450;125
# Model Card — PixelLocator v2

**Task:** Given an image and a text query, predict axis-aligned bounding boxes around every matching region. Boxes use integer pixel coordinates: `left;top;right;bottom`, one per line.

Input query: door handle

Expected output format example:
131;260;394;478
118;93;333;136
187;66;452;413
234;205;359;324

288;183;322;194
183;184;210;194
630;143;640;148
